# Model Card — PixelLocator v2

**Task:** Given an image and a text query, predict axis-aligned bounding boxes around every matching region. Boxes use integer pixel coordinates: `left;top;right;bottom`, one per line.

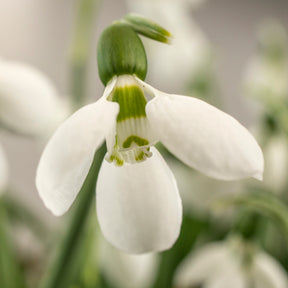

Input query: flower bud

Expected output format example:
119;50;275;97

97;22;147;86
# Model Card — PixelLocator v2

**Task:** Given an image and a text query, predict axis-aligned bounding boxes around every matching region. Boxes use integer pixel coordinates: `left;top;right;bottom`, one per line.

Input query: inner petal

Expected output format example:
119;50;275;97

106;75;156;165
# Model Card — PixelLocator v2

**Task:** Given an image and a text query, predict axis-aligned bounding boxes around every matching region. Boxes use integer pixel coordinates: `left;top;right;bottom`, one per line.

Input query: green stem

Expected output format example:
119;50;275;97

40;143;106;288
69;0;99;109
0;200;26;288
40;1;101;286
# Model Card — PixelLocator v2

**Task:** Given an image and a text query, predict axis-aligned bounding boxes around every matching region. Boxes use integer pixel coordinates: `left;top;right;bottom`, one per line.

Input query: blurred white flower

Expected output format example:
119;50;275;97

245;57;288;101
175;236;288;288
0;59;69;137
0;143;8;193
262;135;288;193
0;59;69;192
244;21;288;104
37;73;263;254
99;239;157;288
244;21;288;194
126;0;210;92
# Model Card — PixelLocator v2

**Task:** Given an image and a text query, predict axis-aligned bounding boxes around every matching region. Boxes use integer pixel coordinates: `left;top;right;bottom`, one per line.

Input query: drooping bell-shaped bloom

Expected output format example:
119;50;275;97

174;236;288;288
0;59;69;193
36;20;263;254
0;59;69;137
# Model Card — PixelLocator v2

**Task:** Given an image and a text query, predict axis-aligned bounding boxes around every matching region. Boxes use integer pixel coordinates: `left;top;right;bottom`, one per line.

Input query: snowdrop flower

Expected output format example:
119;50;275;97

175;237;288;288
36;20;263;254
0;59;69;137
126;0;210;92
0;59;68;192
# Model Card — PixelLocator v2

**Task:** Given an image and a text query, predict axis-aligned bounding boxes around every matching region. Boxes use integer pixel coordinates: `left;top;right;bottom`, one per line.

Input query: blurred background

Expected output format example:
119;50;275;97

1;0;288;287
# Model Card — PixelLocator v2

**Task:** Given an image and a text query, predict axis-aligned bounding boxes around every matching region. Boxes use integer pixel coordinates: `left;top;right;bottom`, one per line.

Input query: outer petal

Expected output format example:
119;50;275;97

145;89;264;181
174;243;231;287
36;92;118;216
0;61;68;136
96;147;182;254
0;143;8;193
252;252;288;288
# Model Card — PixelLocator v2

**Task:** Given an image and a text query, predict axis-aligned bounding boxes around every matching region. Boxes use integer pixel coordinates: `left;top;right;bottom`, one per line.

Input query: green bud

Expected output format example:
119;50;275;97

123;13;173;44
97;22;147;86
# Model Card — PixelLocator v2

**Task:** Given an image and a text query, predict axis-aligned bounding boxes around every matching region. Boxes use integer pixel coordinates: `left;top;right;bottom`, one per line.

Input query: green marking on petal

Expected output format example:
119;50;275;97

122;135;149;149
111;85;147;121
135;150;145;161
109;154;124;166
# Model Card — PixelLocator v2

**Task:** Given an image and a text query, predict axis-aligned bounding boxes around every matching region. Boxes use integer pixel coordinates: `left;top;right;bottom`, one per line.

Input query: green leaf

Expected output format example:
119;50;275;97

122;13;172;44
0;201;26;288
217;192;288;241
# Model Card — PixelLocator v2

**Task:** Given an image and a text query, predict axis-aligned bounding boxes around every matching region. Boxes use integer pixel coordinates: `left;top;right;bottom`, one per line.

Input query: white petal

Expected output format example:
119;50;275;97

99;238;158;288
36;95;119;216
174;243;231;287
0;143;8;193
96;147;182;254
146;90;264;181
0;61;68;136
252;252;288;288
205;263;246;288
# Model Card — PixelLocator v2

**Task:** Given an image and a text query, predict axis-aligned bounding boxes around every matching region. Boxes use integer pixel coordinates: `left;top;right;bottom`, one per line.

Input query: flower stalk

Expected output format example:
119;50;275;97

40;0;101;286
40;143;106;288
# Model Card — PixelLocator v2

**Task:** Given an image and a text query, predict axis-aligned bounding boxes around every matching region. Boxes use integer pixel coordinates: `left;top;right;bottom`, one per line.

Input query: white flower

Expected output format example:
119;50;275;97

36;73;263;254
175;237;288;288
0;59;69;192
126;0;210;91
0;60;69;137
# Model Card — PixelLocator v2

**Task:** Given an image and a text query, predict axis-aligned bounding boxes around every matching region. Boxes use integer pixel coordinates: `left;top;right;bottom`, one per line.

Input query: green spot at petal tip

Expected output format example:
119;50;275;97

122;135;149;149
